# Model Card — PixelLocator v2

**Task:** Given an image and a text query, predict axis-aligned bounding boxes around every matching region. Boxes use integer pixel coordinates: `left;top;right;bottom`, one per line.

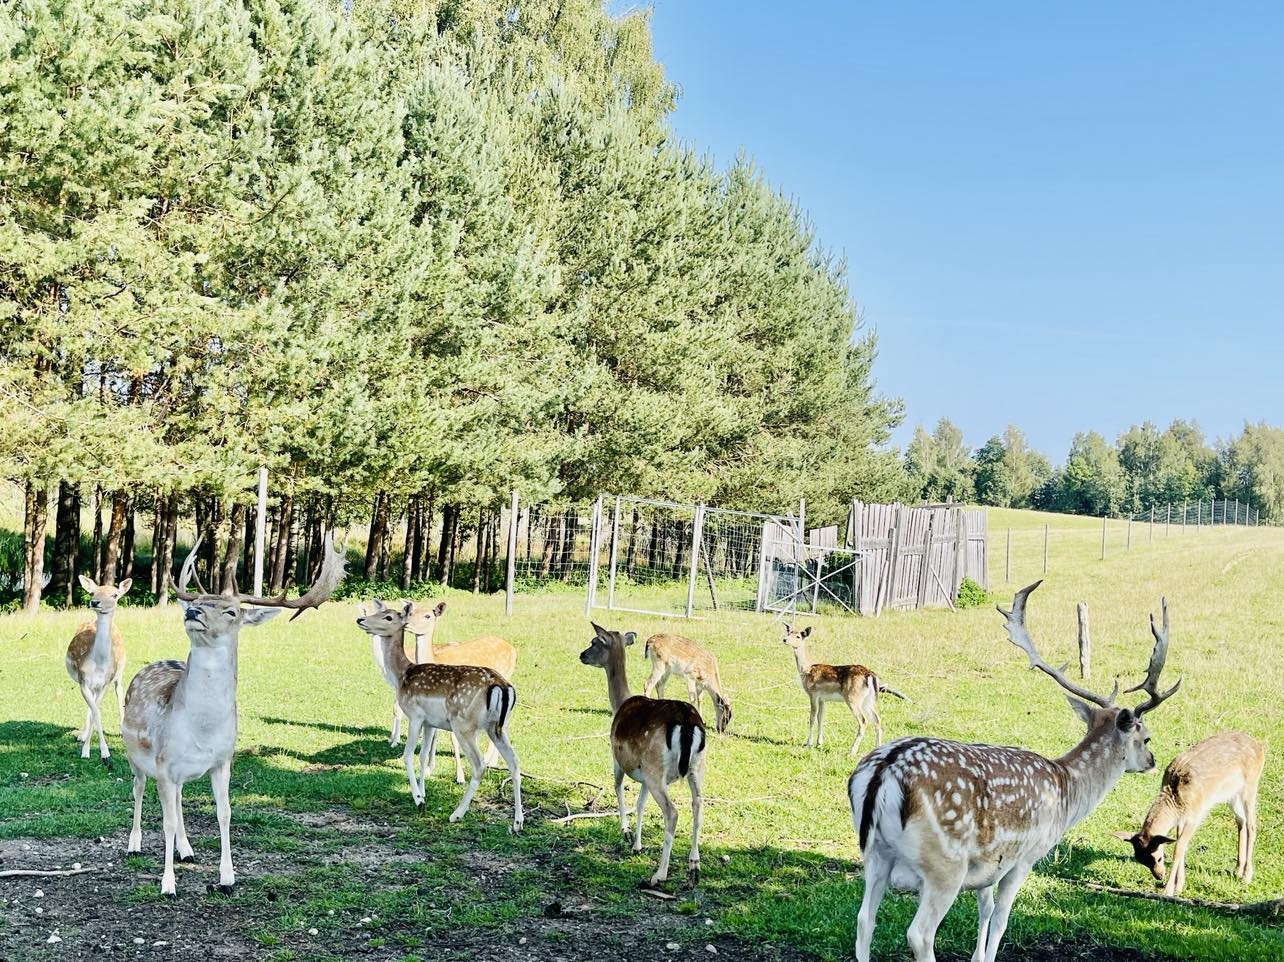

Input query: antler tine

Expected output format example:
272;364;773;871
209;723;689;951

233;532;347;620
174;532;206;602
997;580;1116;709
1124;597;1183;716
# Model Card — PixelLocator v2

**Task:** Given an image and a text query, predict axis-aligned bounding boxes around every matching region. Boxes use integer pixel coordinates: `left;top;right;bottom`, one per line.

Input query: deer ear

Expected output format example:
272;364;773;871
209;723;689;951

78;575;96;594
241;607;281;628
1116;708;1137;732
1111;831;1137;844
372;598;386;612
800;626;812;639
1147;835;1176;848
1066;697;1095;726
401;600;413;617
116;578;133;596
623;631;637;647
433;601;446;617
591;622;611;640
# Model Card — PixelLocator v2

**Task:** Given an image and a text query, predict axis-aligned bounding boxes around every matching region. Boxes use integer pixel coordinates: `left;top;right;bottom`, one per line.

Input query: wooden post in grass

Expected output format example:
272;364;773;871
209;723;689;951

1127;516;1132;550
1076;601;1091;679
1005;528;1011;583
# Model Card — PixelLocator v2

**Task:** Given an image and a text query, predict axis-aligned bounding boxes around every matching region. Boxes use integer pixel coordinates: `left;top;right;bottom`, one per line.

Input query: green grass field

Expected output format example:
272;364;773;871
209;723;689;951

1;508;1281;960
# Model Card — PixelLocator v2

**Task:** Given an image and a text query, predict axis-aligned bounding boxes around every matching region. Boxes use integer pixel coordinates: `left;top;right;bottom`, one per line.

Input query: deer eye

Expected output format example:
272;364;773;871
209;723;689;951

225;611;235;618
1143;736;1151;745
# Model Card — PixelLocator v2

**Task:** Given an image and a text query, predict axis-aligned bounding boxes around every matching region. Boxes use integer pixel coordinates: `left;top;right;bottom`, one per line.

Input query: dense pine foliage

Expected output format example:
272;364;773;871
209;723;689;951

1;0;908;608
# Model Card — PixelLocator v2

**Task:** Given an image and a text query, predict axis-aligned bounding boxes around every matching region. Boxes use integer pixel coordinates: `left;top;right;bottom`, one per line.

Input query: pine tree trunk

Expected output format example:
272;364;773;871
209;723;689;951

222;503;247;592
375;495;392;581
155;495;178;607
149;494;162;596
472;508;485;593
270;495;294;593
22;481;49;614
401;496;418;590
51;481;80;608
437;503;457;585
242;501;256;581
364;492;383;581
305;506;323;582
539;512;558;579
90;485;104;582
671;520;688;580
559;512;578;578
446;509;460;588
487;510;500;593
284;505;299;591
647;518;661;572
120;496;136;583
101;490;128;587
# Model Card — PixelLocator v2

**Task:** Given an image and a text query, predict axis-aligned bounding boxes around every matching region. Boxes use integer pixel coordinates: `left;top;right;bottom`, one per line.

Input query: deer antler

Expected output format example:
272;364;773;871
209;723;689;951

997;580;1118;708
174;532;208;602
1124;597;1182;716
231;532;346;621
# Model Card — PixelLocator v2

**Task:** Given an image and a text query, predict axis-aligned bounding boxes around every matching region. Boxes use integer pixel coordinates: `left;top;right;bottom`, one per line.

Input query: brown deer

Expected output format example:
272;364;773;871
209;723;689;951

122;533;345;896
642;633;732;733
355;600;522;831
848;580;1181;962
579;623;706;887
1113;730;1265;895
781;624;906;755
66;576;131;765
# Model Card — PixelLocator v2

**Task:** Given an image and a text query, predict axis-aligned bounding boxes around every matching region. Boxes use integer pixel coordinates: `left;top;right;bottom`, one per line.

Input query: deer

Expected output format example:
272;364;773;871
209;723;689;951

1113;730;1265;896
579;623;706;888
781;623;907;755
65;575;131;765
642;633;732;734
121;532;345;897
355;600;522;832
847;580;1181;962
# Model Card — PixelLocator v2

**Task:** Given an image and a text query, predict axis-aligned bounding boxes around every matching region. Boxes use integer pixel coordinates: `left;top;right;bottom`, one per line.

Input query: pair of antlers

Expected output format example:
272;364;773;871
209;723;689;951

999;580;1182;716
173;531;346;620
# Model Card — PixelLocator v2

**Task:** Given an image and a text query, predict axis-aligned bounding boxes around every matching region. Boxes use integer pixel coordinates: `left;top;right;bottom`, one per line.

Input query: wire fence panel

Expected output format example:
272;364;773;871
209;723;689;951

511;503;599;587
690;507;776;615
597;497;700;617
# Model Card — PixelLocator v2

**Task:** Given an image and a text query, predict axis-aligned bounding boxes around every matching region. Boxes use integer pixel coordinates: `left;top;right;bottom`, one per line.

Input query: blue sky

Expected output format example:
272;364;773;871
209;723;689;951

630;2;1283;461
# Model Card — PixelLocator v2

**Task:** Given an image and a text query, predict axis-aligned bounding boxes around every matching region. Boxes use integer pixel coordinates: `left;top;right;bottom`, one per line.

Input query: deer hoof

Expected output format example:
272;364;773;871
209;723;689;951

178;854;195;864
687;866;701;886
102;756;113;770
218;884;235;896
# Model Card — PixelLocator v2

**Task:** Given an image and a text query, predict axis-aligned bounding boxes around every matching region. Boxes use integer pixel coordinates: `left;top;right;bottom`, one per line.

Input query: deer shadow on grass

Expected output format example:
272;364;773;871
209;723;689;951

257;715;388;738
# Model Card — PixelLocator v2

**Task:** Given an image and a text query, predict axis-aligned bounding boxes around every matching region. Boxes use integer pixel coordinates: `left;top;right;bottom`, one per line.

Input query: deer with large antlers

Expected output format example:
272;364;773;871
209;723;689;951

847;580;1181;962
66;576;131;765
355;600;522;831
579;623;706;888
121;533;345;897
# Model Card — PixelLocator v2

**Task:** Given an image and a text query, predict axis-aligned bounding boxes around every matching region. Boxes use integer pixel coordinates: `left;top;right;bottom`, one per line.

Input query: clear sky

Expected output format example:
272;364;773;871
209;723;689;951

630;2;1284;461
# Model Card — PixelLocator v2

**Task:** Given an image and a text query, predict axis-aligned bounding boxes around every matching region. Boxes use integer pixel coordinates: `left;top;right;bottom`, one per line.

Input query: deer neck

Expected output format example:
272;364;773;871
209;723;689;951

380;629;414;681
414;632;436;664
176;645;239;717
1054;723;1129;830
1140;791;1181;838
790;644;813;676
603;648;633;715
90;610;115;661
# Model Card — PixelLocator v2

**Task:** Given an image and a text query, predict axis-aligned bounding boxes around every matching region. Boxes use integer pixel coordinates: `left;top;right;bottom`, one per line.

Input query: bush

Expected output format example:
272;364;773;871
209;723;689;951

332;578;443;602
956;577;990;609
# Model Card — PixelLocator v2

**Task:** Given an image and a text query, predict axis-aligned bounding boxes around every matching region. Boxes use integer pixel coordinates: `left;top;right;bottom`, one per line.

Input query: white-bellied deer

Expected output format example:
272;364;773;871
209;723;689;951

642;633;732;733
355;600;522;832
848;580;1181;962
369;601;447;748
407;600;518;780
782;624;906;755
66;576;131;765
1114;730;1265;895
121;533;345;897
579;623;706;887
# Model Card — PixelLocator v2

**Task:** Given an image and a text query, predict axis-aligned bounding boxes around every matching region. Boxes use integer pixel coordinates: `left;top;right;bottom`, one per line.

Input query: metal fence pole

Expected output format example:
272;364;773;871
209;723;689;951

504;490;518;617
606;495;621;610
1149;505;1154;543
685;503;706;619
251;466;269;596
583;495;602;617
1165;503;1171;537
1126;516;1132;550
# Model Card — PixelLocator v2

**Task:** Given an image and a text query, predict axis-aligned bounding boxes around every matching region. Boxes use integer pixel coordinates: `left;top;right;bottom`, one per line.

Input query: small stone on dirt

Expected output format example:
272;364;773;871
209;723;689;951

308;929;318;936
47;933;62;944
666;943;680;951
34;889;44;898
72;863;81;870
133;938;145;945
519;937;527;945
35;907;44;915
706;945;718;954
152;941;168;948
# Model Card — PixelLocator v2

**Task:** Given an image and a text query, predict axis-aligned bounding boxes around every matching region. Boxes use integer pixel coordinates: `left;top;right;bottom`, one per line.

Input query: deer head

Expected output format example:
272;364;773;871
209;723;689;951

356;598;414;639
579;622;636;669
406;600;447;637
79;575;132;614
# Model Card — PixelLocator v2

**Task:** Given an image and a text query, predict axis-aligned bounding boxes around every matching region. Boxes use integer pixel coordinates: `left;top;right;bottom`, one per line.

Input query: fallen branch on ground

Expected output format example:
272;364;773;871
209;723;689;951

0;868;97;879
548;811;618;824
1084;882;1284;916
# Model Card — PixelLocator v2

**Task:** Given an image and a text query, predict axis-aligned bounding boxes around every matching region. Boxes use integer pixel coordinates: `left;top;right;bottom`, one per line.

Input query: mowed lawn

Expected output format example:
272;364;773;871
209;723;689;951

1;509;1281;960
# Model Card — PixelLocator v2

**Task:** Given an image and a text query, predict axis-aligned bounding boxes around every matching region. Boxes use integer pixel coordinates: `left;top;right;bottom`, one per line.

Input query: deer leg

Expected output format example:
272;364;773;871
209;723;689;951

389;699;401;747
448;729;486;823
643;662;665;699
87;685;110;764
157;775;180;897
113;671;125;729
685;678;699;708
981;863;1033;962
632;781;649;853
855;847;891;962
687;759;704;885
804;699;816;747
848;702;867;757
971;885;996;962
451;731;465;785
1165;830;1193;897
127;769;146;853
614;761;629;837
174;784;195;862
420;725;437;795
907;874;961;962
1230;795;1249;881
78;704;92;747
816;700;826;748
648;781;679;886
489;725;523;833
870;703;883;748
1244;792;1258;884
402;717;424;807
211;762;235;893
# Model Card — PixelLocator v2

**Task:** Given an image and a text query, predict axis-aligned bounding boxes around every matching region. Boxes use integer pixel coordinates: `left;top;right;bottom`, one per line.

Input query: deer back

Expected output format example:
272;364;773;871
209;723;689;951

428;634;517;680
1160;731;1266;813
611;695;706;780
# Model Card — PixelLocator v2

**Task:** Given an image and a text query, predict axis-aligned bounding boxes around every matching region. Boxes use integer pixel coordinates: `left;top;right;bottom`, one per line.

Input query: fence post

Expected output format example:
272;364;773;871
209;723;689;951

1149;505;1154;543
1182;499;1187;531
606;495;621;610
1005;528;1011;583
1127;516;1132;550
1101;515;1107;560
252;466;268;596
504;490;518;617
1165;503;1171;537
1042;523;1048;575
685;503;706;619
583;496;602;617
1234;498;1240;525
1076;601;1091;679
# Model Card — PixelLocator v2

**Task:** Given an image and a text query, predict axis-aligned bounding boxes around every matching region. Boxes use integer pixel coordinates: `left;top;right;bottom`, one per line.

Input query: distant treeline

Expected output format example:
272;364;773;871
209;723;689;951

0;1;907;611
903;418;1282;521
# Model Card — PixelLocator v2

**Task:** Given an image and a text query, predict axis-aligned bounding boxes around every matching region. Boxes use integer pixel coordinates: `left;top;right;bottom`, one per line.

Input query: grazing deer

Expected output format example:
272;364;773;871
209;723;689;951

642;633;732;734
1113;730;1265;896
847;580;1181;962
355;600;522;831
66;576;131;765
121;533;345;897
579;623;706;887
781;624;906;755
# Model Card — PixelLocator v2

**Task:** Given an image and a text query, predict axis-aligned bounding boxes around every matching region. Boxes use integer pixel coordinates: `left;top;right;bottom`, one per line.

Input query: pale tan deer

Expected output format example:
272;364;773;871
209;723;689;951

579;623;706;887
1113;730;1265;895
642;633;732;734
848;580;1181;962
122;533;345;896
355;600;522;831
781;624;907;755
66;576;131;765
